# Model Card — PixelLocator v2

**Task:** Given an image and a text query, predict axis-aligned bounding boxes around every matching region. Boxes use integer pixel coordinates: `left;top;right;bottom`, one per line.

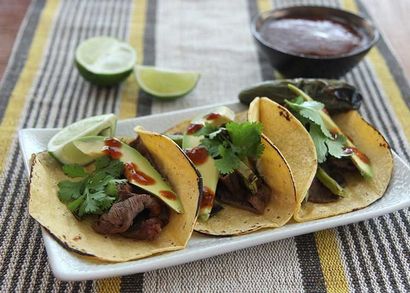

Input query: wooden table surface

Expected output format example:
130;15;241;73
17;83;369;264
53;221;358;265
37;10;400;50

0;0;409;82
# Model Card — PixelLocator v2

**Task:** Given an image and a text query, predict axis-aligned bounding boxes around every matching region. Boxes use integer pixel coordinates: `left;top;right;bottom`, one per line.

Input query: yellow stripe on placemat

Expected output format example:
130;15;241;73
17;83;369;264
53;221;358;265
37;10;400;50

97;1;148;292
0;0;60;173
96;278;122;293
343;0;410;142
315;230;349;293
118;0;148;119
252;1;348;291
257;0;272;12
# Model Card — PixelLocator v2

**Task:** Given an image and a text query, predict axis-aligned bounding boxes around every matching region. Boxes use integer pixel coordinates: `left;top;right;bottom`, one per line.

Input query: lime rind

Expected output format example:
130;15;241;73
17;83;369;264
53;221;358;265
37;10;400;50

48;114;118;165
75;36;136;86
136;65;200;99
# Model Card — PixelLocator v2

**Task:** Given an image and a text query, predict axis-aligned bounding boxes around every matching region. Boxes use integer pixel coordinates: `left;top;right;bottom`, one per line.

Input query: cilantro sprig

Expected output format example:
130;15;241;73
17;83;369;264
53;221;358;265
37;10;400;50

57;156;125;218
285;97;351;163
194;121;264;174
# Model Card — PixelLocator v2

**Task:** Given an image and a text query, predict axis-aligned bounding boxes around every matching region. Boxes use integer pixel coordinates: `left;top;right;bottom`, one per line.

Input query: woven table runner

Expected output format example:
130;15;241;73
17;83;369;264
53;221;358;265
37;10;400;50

1;0;409;292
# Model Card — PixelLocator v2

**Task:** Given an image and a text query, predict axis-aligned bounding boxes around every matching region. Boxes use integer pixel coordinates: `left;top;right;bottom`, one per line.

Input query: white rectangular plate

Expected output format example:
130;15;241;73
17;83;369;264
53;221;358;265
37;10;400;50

19;102;410;281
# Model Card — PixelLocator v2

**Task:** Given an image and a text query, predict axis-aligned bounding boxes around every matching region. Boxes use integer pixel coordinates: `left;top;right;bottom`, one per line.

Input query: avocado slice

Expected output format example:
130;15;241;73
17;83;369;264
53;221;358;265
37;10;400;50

73;136;184;213
165;133;183;147
315;167;345;198
182;106;236;149
236;159;258;194
288;84;373;178
183;106;235;221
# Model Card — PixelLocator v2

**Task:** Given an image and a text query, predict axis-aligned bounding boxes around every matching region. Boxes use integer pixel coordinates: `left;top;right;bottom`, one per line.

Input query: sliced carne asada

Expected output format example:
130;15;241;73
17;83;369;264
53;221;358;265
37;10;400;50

116;182;135;201
308;157;359;203
216;171;271;214
307;177;340;203
93;193;169;240
129;137;156;167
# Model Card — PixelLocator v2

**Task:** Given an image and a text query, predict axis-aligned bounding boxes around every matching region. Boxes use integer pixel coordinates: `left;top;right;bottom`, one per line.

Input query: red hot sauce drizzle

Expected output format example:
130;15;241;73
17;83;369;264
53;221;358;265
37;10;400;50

344;147;370;164
186;123;203;135
204;112;221;120
201;186;215;209
103;138;122;159
124;162;156;185
185;146;208;165
159;190;177;200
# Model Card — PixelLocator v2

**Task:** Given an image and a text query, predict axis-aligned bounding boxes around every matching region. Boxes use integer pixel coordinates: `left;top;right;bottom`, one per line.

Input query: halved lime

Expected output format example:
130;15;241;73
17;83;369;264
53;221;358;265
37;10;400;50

136;65;200;99
75;37;136;86
48;114;118;165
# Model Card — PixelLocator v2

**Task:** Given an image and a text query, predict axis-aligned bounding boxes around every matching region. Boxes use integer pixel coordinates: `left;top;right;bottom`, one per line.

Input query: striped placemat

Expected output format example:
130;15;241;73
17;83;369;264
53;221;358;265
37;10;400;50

0;0;409;292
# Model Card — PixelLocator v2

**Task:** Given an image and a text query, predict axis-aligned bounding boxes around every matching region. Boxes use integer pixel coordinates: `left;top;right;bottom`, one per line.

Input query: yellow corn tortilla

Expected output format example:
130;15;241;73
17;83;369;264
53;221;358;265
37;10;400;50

249;97;393;222
165;113;297;235
29;130;201;262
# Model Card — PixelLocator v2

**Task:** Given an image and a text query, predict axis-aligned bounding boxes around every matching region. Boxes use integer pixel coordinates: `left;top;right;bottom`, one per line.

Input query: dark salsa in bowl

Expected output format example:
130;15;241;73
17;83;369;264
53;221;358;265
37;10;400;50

251;6;379;78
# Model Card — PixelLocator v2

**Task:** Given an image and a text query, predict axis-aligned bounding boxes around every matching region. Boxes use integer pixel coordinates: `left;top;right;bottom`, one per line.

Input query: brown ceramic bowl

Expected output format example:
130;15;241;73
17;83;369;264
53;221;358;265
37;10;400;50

251;6;379;78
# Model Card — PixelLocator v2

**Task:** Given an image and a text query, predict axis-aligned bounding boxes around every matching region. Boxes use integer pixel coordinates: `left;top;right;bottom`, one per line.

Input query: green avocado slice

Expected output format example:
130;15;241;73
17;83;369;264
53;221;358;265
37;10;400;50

288;84;373;179
183;106;235;221
73;136;184;213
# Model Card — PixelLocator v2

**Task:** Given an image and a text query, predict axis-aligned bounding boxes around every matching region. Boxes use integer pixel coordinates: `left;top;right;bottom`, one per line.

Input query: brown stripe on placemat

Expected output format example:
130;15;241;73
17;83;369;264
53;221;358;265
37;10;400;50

247;0;273;80
356;0;410;109
0;0;134;292
248;1;329;292
0;0;45;121
351;0;410;142
118;0;158;291
294;234;327;292
341;67;410;291
120;274;144;293
136;0;157;117
3;0;100;291
332;0;410;291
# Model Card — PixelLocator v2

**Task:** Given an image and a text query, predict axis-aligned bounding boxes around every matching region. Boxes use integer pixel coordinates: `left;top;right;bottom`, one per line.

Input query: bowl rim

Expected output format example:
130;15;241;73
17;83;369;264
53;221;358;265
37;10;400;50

251;5;380;60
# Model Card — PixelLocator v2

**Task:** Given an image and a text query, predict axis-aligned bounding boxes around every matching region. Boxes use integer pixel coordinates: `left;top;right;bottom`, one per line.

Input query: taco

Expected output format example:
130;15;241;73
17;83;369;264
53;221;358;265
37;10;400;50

29;128;201;262
165;106;296;235
246;83;393;222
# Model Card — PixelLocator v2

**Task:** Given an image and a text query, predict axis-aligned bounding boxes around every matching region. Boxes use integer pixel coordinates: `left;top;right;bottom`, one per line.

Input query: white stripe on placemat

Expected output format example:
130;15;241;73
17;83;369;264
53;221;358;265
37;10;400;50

0;0;133;291
150;0;263;113
146;0;305;290
143;237;304;292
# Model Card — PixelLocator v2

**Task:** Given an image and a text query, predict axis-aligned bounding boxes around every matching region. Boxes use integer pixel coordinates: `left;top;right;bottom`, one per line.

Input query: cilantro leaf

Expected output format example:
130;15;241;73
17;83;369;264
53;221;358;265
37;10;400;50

81;190;108;216
193;123;218;137
226;122;264;160
90;190;116;211
58;180;85;202
326;135;349;159
201;136;223;158
285;99;331;138
95;156;111;170
62;164;87;177
310;125;350;163
57;156;124;219
67;195;85;213
198;121;264;175
309;125;328;163
214;145;240;174
103;160;124;177
285;94;351;163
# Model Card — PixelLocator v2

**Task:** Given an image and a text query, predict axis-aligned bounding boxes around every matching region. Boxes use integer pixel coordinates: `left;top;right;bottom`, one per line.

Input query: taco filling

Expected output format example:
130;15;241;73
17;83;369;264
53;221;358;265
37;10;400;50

245;79;393;221
283;84;372;203
55;136;183;241
184;119;271;219
166;106;296;235
29;125;201;262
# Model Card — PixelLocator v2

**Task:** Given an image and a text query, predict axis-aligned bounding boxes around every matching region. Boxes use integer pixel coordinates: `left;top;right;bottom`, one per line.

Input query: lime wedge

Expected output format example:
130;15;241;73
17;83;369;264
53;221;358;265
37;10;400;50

75;37;136;86
136;65;200;99
48;114;118;165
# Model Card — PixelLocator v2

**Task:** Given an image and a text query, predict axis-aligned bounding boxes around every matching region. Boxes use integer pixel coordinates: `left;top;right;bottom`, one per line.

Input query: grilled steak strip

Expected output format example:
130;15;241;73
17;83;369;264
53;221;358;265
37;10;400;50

216;171;271;214
93;184;170;240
